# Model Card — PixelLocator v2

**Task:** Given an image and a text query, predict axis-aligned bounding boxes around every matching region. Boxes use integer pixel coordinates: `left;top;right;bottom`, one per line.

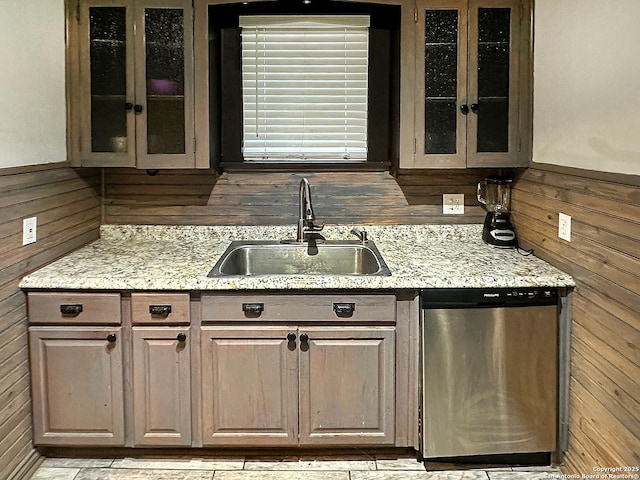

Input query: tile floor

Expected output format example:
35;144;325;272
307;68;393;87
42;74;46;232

29;456;562;480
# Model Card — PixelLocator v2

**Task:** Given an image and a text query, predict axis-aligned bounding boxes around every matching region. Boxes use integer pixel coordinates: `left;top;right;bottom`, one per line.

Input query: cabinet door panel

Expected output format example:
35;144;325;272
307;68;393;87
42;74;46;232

29;327;124;446
132;327;191;446
201;326;298;446
79;1;135;167
299;326;395;445
134;0;195;169
414;0;468;168
466;0;521;166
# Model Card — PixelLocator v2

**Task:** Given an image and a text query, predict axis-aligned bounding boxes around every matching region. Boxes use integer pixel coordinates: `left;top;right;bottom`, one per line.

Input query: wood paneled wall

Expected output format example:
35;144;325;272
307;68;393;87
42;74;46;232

511;166;640;472
103;168;496;225
0;163;101;480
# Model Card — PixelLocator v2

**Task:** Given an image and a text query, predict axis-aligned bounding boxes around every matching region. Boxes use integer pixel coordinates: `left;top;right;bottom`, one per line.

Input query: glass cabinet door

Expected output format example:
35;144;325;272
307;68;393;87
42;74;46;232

135;1;194;169
415;0;468;168
77;0;194;168
467;0;520;166
415;0;522;168
79;2;135;166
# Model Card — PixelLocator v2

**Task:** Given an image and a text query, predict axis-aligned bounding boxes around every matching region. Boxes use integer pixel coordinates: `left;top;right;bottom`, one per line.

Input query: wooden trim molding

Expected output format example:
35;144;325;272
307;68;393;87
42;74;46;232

0;162;72;176
529;162;640;187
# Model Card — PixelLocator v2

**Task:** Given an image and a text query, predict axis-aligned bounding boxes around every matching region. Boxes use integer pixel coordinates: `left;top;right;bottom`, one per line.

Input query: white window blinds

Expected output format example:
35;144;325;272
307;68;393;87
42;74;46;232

240;15;370;163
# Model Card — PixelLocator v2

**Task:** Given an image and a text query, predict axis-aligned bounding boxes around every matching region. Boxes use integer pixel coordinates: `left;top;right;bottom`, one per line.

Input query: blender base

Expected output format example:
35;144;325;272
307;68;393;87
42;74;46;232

482;212;518;248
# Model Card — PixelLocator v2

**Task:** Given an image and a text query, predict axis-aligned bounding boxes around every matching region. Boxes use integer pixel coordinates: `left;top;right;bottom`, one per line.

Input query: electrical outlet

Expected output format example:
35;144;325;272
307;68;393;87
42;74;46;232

558;213;571;242
443;194;465;214
23;217;37;245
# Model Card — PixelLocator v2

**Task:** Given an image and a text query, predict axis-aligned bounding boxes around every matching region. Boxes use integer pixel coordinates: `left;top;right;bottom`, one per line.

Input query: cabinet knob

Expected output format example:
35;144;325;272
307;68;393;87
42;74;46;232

470;103;479;113
134;104;144;114
300;333;309;344
106;333;117;343
124;102;133;111
460;104;469;115
287;332;297;342
177;333;187;343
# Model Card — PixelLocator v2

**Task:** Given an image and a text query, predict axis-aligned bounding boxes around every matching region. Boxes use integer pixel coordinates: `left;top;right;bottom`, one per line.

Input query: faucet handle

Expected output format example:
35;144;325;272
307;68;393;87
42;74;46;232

306;221;324;232
350;228;368;243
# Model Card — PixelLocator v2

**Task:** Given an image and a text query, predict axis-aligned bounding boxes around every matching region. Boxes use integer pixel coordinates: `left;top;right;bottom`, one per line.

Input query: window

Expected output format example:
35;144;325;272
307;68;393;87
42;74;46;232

240;16;369;163
208;1;400;170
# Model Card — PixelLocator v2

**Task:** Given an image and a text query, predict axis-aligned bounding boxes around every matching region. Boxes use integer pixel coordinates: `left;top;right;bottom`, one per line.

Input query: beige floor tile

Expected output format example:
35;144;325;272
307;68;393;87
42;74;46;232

112;457;244;470
244;458;376;471
511;466;561;472
487;472;556;480
375;458;427;470
41;458;114;468
30;467;81;480
423;473;489;480
75;468;214;480
214;472;349;480
352;472;489;480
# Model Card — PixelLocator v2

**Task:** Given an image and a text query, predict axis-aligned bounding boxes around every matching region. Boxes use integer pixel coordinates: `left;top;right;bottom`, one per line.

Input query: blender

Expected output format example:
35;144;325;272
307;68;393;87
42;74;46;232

477;175;517;247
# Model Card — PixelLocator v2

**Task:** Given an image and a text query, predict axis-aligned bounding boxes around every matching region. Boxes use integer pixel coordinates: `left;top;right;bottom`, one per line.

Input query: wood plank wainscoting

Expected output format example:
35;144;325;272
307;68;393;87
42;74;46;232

103;169;495;225
511;165;640;473
0;163;101;480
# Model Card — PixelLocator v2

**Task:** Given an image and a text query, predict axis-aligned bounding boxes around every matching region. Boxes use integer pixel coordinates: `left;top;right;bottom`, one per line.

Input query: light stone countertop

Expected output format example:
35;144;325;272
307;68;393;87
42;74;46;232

19;224;575;291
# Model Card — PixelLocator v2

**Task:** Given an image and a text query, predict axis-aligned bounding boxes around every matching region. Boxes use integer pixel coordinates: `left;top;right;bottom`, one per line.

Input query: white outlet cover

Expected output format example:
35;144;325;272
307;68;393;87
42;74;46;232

443;194;465;214
23;217;37;245
558;212;571;242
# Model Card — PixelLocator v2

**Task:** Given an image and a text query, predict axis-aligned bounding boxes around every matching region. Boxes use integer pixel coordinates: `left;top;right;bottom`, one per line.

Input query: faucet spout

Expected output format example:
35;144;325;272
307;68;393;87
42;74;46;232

300;178;314;221
296;178;323;242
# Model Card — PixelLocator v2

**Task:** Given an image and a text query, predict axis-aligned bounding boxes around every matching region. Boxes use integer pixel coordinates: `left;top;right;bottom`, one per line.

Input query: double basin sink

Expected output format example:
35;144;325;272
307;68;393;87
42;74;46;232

208;240;391;277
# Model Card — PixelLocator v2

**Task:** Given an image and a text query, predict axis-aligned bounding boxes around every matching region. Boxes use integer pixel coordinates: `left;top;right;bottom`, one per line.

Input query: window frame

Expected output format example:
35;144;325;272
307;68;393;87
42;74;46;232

200;0;402;172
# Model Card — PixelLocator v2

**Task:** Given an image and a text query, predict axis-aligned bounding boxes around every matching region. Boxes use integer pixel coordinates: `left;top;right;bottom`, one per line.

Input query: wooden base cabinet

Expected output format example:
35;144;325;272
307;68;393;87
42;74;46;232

299;326;395;445
132;327;192;446
201;326;299;446
29;327;125;446
201;325;395;447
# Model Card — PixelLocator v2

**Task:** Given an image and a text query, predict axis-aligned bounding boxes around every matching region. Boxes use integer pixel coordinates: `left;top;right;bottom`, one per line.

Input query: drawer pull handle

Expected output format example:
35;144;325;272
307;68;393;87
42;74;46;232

107;333;117;343
149;305;172;316
177;333;187;343
242;302;264;316
333;302;355;316
60;304;83;315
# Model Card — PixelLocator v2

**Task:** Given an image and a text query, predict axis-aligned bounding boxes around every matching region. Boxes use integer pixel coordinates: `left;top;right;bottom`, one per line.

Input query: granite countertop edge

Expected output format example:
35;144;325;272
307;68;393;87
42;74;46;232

19;224;576;291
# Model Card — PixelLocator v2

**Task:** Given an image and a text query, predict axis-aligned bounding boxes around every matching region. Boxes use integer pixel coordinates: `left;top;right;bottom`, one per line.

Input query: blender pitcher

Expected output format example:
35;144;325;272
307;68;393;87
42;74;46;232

477;175;513;213
477;176;517;247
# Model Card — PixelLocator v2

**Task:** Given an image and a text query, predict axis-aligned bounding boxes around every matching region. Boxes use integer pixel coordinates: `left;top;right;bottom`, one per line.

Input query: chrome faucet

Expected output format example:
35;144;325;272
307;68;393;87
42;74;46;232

296;178;323;242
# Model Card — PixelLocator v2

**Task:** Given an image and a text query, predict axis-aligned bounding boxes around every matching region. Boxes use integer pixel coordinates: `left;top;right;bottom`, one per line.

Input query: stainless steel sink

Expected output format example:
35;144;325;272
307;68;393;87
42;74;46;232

208;240;391;277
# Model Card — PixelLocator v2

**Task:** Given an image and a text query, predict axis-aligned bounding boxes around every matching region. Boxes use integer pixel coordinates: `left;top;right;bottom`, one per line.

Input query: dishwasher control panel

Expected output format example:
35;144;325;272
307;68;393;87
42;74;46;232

421;287;558;308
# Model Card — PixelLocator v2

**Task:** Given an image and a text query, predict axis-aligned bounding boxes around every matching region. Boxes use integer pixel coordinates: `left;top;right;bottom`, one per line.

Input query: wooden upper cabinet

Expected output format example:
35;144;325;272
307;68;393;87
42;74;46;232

69;0;201;169
401;0;531;169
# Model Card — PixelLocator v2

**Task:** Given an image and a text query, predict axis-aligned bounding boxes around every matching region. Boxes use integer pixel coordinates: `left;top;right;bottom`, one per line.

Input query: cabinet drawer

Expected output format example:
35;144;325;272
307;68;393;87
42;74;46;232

28;293;121;325
131;293;190;325
202;293;396;323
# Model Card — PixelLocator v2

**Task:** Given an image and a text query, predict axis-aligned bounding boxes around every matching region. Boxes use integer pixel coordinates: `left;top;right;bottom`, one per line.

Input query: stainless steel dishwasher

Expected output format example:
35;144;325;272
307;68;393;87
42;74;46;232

420;287;559;458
